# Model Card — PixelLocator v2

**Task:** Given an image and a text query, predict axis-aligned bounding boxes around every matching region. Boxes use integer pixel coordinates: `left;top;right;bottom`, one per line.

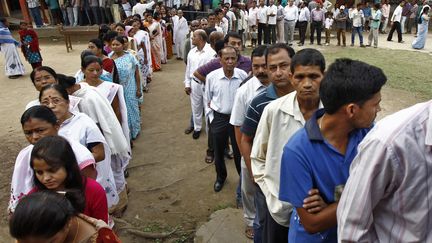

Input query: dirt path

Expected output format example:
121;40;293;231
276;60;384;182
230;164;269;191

0;41;428;242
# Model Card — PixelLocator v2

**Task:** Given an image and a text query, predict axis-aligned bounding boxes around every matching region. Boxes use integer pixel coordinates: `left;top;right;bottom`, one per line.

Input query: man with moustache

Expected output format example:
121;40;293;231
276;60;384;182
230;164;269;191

251;48;325;242
229;45;269;239
240;43;295;242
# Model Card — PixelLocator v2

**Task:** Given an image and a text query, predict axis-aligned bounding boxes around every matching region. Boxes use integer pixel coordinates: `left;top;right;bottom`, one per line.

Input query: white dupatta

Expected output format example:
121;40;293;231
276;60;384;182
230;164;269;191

8;139;95;213
72;83;130;159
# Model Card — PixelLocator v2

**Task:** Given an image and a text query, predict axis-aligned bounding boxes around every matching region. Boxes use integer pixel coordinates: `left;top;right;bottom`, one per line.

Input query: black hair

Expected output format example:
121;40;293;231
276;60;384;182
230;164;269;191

80;49;96;67
214;8;223;15
20;105;58;126
9;191;78;240
214;39;225;55
30;66;58;84
251;45;267;59
82;55;103;69
98;24;110;41
133;14;141;19
224;31;243;44
39;83;70;102
320;58;387;114
30;136;85;212
56;74;77;89
113;35;126;45
19;21;28;25
290;48;325;73
89;38;104;50
103;30;118;43
115;23;126;30
265;43;295;63
208;12;216;17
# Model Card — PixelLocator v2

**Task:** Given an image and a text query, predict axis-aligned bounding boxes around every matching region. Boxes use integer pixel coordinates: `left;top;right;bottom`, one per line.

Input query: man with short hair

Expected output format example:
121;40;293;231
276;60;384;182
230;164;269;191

174;10;188;60
310;3;325;45
205;12;223;36
183;20;201;63
205;46;249;192
350;3;366;47
279;58;386;242
184;30;216;139
284;0;299;46
297;2;310;46
252;48;325;243
257;0;268;45
338;72;432;243
27;0;44;28
132;0;155;19
240;43;295;242
248;1;259;47
224;3;237;31
387;0;405;43
200;18;209;29
230;45;269;240
267;0;278;44
194;31;251;163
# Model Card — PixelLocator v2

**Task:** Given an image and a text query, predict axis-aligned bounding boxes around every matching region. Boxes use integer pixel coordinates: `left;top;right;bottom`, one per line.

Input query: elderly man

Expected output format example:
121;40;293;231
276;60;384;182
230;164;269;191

205;46;248;192
174;10;188;60
184;30;216;139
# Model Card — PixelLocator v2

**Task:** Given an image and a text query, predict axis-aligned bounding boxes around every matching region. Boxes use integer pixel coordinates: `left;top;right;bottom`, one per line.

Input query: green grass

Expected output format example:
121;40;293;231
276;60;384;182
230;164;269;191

243;47;432;98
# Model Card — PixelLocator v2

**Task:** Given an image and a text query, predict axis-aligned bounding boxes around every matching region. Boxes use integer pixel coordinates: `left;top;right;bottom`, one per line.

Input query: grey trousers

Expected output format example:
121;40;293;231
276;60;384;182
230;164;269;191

284;20;296;44
368;28;379;47
241;157;256;227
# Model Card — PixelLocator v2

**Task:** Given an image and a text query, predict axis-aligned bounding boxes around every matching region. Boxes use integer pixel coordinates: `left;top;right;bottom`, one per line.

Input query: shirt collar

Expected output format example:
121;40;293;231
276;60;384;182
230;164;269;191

266;84;279;99
220;68;242;80
305;108;325;141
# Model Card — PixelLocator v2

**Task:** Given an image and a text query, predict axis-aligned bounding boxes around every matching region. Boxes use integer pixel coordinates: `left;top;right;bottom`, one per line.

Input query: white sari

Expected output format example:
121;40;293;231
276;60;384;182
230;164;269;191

94;81;131;192
59;112;119;208
71;82;130;159
8;138;95;213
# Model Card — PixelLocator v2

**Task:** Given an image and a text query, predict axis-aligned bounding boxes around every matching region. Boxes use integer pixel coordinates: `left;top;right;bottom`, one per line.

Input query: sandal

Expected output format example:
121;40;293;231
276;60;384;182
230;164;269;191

205;153;214;164
245;226;254;239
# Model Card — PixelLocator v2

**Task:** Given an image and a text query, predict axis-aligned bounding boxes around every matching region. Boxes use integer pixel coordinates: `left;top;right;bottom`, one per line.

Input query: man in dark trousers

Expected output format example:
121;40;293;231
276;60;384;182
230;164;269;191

205;46;249;192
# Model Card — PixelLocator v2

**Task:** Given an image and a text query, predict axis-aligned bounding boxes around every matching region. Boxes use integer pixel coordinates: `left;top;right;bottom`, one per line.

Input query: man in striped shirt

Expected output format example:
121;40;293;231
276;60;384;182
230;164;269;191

338;100;432;242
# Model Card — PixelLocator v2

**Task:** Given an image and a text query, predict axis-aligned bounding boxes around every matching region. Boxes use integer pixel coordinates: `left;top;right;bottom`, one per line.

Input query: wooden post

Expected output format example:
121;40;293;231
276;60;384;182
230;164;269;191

18;0;32;24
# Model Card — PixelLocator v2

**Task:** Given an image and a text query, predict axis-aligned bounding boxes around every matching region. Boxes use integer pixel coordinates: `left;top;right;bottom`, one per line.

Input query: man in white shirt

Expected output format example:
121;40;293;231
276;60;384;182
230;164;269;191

131;0;155;19
224;3;237;31
380;0;390;33
267;0;278;44
257;0;268;45
298;2;310;46
205;46;248;192
387;0;405;43
184;30;216;139
174;10;189;60
349;3;366;47
238;3;248;48
216;8;229;35
248;1;259;47
284;0;299;45
276;1;285;43
230;45;269;240
252;47;325;243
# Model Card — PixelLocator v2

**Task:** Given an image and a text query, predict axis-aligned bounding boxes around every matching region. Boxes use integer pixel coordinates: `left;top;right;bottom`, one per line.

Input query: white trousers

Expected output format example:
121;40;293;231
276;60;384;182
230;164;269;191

175;36;185;59
190;81;205;131
277;20;285;43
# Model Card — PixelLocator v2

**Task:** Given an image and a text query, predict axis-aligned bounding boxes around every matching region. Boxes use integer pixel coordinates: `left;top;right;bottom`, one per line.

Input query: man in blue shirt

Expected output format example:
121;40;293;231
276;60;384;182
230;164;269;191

279;58;387;242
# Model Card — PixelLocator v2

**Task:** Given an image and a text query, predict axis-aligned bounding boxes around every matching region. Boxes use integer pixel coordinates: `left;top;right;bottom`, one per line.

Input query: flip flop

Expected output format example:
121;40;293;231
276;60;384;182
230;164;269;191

205;154;214;164
245;226;254;239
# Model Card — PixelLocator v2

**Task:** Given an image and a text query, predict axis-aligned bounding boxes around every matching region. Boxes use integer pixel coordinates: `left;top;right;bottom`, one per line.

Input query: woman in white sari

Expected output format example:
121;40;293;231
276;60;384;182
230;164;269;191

9;106;97;213
25;66;80;111
412;5;430;50
0;18;25;79
81;55;131;196
130;19;153;89
38;84;119;213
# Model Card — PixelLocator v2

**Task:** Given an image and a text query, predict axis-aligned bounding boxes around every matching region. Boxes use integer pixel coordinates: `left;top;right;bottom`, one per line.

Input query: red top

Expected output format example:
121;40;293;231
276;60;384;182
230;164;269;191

28;178;108;223
102;58;115;73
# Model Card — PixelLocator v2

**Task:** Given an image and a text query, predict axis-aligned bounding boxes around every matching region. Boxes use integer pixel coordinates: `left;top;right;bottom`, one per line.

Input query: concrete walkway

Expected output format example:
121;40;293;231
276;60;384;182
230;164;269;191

195;208;253;243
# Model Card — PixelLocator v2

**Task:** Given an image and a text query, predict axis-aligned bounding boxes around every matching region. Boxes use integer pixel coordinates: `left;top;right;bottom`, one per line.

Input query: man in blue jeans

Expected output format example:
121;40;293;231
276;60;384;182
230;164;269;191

350;3;366;47
26;0;44;28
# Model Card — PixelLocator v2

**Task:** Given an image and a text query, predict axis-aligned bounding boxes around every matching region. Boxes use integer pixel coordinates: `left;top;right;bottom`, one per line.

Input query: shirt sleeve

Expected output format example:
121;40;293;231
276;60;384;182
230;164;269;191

184;52;192;88
279;139;314;208
250;105;271;184
196;58;217;78
337;138;397;242
230;89;246;126
240;101;260;137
